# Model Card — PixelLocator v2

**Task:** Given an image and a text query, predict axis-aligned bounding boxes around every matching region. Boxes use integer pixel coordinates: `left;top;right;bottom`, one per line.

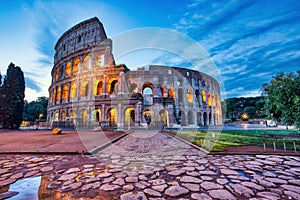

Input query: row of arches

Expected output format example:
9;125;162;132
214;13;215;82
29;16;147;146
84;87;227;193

54;54;105;81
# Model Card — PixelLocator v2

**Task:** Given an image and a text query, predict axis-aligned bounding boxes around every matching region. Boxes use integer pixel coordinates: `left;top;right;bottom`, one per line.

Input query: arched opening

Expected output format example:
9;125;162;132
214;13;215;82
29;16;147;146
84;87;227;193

80;81;89;97
96;81;103;95
195;89;200;102
92;109;101;125
212;94;215;106
197;112;201;126
62;85;68;100
180;110;186;126
108;108;117;127
213;113;216;125
130;83;138;94
54;112;59;121
159;109;169;127
143;109;154;126
96;54;105;67
202;90;207;103
52;89;56;103
208;93;211;106
188;111;194;125
56;87;61;101
209;112;212;125
55;70;59;80
186;88;193;103
203;112;208;125
70;83;77;99
80;109;88;127
108;78;118;94
160;86;167;97
69;110;76;118
143;85;153;95
168;87;175;99
73;58;80;72
66;62;71;75
83;55;92;70
125;108;135;127
61;111;66;121
178;88;184;103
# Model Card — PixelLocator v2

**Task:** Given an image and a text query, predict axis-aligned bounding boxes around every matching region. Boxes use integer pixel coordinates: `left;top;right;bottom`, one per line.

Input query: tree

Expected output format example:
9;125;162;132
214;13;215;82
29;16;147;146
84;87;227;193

23;96;48;122
0;63;25;129
244;106;256;119
262;71;300;129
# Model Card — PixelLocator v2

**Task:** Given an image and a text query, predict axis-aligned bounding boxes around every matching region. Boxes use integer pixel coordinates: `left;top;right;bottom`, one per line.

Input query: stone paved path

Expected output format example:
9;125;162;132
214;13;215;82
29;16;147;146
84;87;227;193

1;130;300;199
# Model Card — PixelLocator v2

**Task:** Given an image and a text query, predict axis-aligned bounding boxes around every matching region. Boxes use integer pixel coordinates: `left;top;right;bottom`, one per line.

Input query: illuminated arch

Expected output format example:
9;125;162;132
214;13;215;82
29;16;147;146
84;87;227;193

70;83;77;99
54;112;59;121
108;78;118;94
143;109;154;125
159;109;169;126
62;85;69;100
66;62;71;75
56;87;61;101
80;109;88;126
69;110;76;118
168;87;175;99
208;93;211;106
80;81;89;97
130;83;138;94
202;90;207;103
186;88;193;103
93;80;103;95
61;111;66;121
92;109;102;123
125;108;135;127
108;108;117;126
83;55;92;70
73;58;80;72
142;83;154;95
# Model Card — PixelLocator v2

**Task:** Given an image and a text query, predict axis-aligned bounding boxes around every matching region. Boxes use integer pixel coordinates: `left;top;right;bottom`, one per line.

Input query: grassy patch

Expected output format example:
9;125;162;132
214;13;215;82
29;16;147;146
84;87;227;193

174;130;300;152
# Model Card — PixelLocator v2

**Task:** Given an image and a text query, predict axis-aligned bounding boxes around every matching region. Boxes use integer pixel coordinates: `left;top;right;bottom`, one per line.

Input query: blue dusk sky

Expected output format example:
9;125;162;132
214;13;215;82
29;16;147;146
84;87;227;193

0;0;299;101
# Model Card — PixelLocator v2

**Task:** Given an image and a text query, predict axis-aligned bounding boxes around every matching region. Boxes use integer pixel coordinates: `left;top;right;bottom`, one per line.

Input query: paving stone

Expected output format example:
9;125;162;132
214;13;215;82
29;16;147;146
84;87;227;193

182;167;195;171
120;191;147;200
24;170;39;178
58;173;78;181
168;169;185;176
284;190;300;200
40;166;54;173
84;177;100;183
283;161;300;167
288;179;300;186
0;168;9;175
29;157;44;163
255;178;276;188
113;178;125;186
231;183;255;198
198;170;217;175
125;176;138;183
123;184;135;191
69;182;82;190
83;164;94;168
64;167;80;174
201;181;223;190
152;184;168;192
144;188;162;197
103;177;115;183
217;178;229;185
149;179;166;186
265;177;288;184
281;184;300;194
220;169;239;176
97;172;112;178
241;181;265;191
257;192;280;200
191;193;212;200
182;183;200;192
10;172;23;179
209;189;236;200
164;186;189;197
135;182;147;189
100;184;120;191
180;176;202;184
186;171;200;176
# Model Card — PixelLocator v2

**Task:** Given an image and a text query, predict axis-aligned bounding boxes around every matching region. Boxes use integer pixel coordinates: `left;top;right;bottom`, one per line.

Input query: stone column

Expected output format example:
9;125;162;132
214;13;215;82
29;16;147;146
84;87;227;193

117;103;122;128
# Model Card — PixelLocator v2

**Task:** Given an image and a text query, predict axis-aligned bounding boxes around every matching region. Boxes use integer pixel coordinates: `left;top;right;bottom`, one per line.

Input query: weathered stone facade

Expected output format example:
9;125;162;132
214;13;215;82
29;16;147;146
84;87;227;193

47;17;222;129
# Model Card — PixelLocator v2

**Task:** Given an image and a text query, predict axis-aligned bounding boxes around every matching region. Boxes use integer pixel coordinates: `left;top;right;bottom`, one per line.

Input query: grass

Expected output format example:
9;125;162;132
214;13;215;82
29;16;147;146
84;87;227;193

174;130;300;152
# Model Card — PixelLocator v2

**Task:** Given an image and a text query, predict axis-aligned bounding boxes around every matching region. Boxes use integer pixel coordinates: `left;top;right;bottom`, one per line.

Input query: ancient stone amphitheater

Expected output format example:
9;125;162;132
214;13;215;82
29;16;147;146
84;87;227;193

47;17;222;129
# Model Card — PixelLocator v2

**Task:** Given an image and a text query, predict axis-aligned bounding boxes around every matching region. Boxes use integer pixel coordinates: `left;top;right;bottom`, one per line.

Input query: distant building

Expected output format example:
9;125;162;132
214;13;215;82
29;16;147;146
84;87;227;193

47;17;222;129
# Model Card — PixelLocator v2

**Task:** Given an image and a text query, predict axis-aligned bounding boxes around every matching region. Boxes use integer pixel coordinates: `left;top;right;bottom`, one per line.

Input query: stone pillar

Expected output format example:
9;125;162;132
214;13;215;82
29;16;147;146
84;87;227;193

117;103;122;128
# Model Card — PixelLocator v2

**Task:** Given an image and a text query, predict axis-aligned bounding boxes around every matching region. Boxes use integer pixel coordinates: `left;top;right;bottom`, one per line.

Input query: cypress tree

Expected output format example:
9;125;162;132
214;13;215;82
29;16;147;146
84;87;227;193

0;63;25;129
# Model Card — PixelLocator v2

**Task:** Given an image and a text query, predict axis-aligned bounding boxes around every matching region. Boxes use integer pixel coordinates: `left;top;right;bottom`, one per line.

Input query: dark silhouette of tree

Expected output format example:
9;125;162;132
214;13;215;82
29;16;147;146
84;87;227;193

23;97;48;122
0;63;25;129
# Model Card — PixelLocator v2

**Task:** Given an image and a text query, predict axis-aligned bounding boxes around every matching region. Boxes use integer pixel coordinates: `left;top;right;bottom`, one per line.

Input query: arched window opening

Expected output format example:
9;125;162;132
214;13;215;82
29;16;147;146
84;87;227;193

202;90;207;103
143;87;153;95
143;109;154;126
55;70;59;80
178;88;184;103
56;87;61;101
54;112;59;121
188;111;194;125
66;62;71;75
125;108;135;127
96;54;105;67
110;80;118;94
208;93;211;106
97;81;103;95
69;110;76;118
186;88;193;103
80;81;89;97
80;110;88;127
168;87;175;99
83;56;91;70
195;89;200;100
159;109;169;127
70;84;77;99
61;111;66;121
53;89;56;103
73;58;80;72
108;108;117;126
62;85;69;100
212;94;215;106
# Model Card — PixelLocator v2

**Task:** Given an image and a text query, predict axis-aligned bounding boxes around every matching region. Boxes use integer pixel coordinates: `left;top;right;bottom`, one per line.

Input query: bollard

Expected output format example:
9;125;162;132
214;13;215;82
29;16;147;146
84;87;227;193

263;143;266;152
294;142;297;153
273;141;276;152
283;142;286;152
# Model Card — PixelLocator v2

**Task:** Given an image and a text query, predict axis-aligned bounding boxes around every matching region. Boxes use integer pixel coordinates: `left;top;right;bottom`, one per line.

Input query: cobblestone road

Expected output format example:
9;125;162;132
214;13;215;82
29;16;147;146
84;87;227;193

1;130;300;199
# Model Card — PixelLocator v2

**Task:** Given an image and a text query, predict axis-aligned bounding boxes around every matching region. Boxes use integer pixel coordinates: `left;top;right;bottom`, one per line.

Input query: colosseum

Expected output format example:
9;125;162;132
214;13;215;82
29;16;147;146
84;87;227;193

47;17;222;129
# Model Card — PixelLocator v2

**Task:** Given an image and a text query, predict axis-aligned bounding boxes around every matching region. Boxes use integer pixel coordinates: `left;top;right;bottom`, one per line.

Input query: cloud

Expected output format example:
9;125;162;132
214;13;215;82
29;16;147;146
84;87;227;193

25;77;42;92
